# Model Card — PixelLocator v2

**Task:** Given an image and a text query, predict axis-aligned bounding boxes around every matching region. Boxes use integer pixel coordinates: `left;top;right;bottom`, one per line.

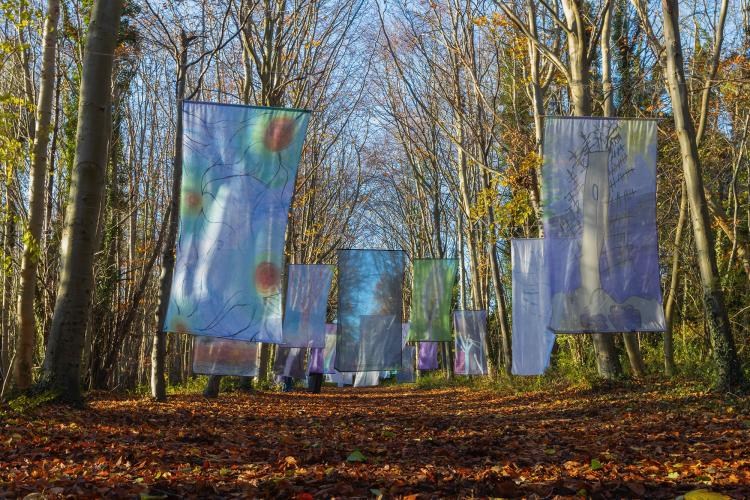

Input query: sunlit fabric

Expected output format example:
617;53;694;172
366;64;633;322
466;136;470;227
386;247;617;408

353;371;380;387
511;239;556;375
328;371;354;387
418;342;439;371
454;311;488;375
397;323;415;382
308;324;337;375
282;264;333;347
407;259;457;342
335;250;405;372
192;336;258;377
542;117;665;333
166;101;310;342
273;346;306;378
322;324;337;374
308;347;324;374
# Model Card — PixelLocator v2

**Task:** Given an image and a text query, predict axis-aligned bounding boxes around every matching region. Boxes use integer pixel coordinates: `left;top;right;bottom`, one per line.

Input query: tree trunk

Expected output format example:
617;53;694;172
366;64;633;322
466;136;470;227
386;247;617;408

660;0;745;391
39;0;124;404
663;181;687;376
1;194;16;381
600;2;614;117
561;0;621;380
152;34;188;401
599;6;645;378
13;0;60;391
258;343;271;382
482;172;511;375
204;375;221;398
622;333;646;377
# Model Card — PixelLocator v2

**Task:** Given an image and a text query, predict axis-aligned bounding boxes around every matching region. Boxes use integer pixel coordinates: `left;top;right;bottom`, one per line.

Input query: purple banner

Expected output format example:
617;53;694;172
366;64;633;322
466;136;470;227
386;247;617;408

418;342;439;371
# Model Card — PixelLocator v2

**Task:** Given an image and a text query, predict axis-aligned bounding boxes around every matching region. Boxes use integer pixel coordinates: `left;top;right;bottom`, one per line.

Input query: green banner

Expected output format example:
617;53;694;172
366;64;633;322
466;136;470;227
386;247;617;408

407;259;457;342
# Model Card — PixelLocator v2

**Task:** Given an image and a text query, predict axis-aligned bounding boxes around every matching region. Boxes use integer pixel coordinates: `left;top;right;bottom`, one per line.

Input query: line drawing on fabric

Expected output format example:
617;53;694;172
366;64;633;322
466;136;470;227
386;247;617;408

542;118;665;333
165;101;310;342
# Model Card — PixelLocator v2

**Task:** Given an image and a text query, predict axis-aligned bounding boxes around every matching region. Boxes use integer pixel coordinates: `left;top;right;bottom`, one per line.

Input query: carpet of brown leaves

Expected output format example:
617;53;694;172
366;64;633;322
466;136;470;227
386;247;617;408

1;382;749;498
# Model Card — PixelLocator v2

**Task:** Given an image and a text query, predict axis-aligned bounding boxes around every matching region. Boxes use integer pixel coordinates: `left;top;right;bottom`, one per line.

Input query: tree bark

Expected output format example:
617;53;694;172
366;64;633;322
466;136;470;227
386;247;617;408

152;33;189;401
660;0;744;391
561;0;621;379
40;0;124;404
203;375;221;398
13;0;60;391
599;5;645;378
663;181;687;376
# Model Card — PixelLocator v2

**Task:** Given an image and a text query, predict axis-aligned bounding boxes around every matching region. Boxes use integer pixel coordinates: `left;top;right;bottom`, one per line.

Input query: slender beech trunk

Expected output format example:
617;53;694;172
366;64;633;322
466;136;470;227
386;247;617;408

560;0;622;379
152;33;188;401
482;172;511;374
600;3;645;378
40;0;123;403
660;0;744;391
525;0;545;225
13;0;60;391
663;182;687;376
600;3;614;118
1;194;16;380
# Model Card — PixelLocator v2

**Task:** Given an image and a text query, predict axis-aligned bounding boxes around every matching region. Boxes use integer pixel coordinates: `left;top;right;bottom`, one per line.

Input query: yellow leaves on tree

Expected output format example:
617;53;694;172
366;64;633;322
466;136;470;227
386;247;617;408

469;155;536;232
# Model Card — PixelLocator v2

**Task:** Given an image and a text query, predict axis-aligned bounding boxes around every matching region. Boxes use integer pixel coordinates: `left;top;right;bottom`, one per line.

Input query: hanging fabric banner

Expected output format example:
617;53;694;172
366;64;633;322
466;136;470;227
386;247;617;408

335;249;405;372
511;239;556;375
308;325;337;375
353;372;380;387
282;264;333;348
542;117;665;333
397;345;416;383
308;348;324;375
192;336;258;377
453;311;488;375
273;347;306;379
407;259;457;342
397;323;415;382
166;101;310;342
322;323;337;374
418;342;439;371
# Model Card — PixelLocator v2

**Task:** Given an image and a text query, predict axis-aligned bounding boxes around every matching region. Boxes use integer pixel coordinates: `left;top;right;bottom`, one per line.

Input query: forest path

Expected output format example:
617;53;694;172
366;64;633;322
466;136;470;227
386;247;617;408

1;383;748;498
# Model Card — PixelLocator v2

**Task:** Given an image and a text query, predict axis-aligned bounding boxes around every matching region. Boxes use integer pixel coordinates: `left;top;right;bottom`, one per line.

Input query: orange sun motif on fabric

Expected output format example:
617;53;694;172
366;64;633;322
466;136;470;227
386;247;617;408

254;261;281;297
263;117;297;151
183;190;202;214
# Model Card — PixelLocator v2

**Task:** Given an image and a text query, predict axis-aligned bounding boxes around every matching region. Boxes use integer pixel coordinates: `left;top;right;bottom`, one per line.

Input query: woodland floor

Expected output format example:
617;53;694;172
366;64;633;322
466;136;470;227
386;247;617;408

1;381;749;499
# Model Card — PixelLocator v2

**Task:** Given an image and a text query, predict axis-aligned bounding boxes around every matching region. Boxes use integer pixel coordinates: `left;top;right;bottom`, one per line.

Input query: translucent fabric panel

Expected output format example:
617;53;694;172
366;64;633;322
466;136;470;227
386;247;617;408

418;342;439;371
273;346;306;379
511;239;556;375
322;324;337;374
335;250;405;372
542;117;665;333
308;324;337;375
282;264;333;347
453;311;488;375
192;336;258;377
308;348;324;374
166;101;310;342
397;345;416;383
407;259;457;342
328;371;353;387
353;371;380;387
